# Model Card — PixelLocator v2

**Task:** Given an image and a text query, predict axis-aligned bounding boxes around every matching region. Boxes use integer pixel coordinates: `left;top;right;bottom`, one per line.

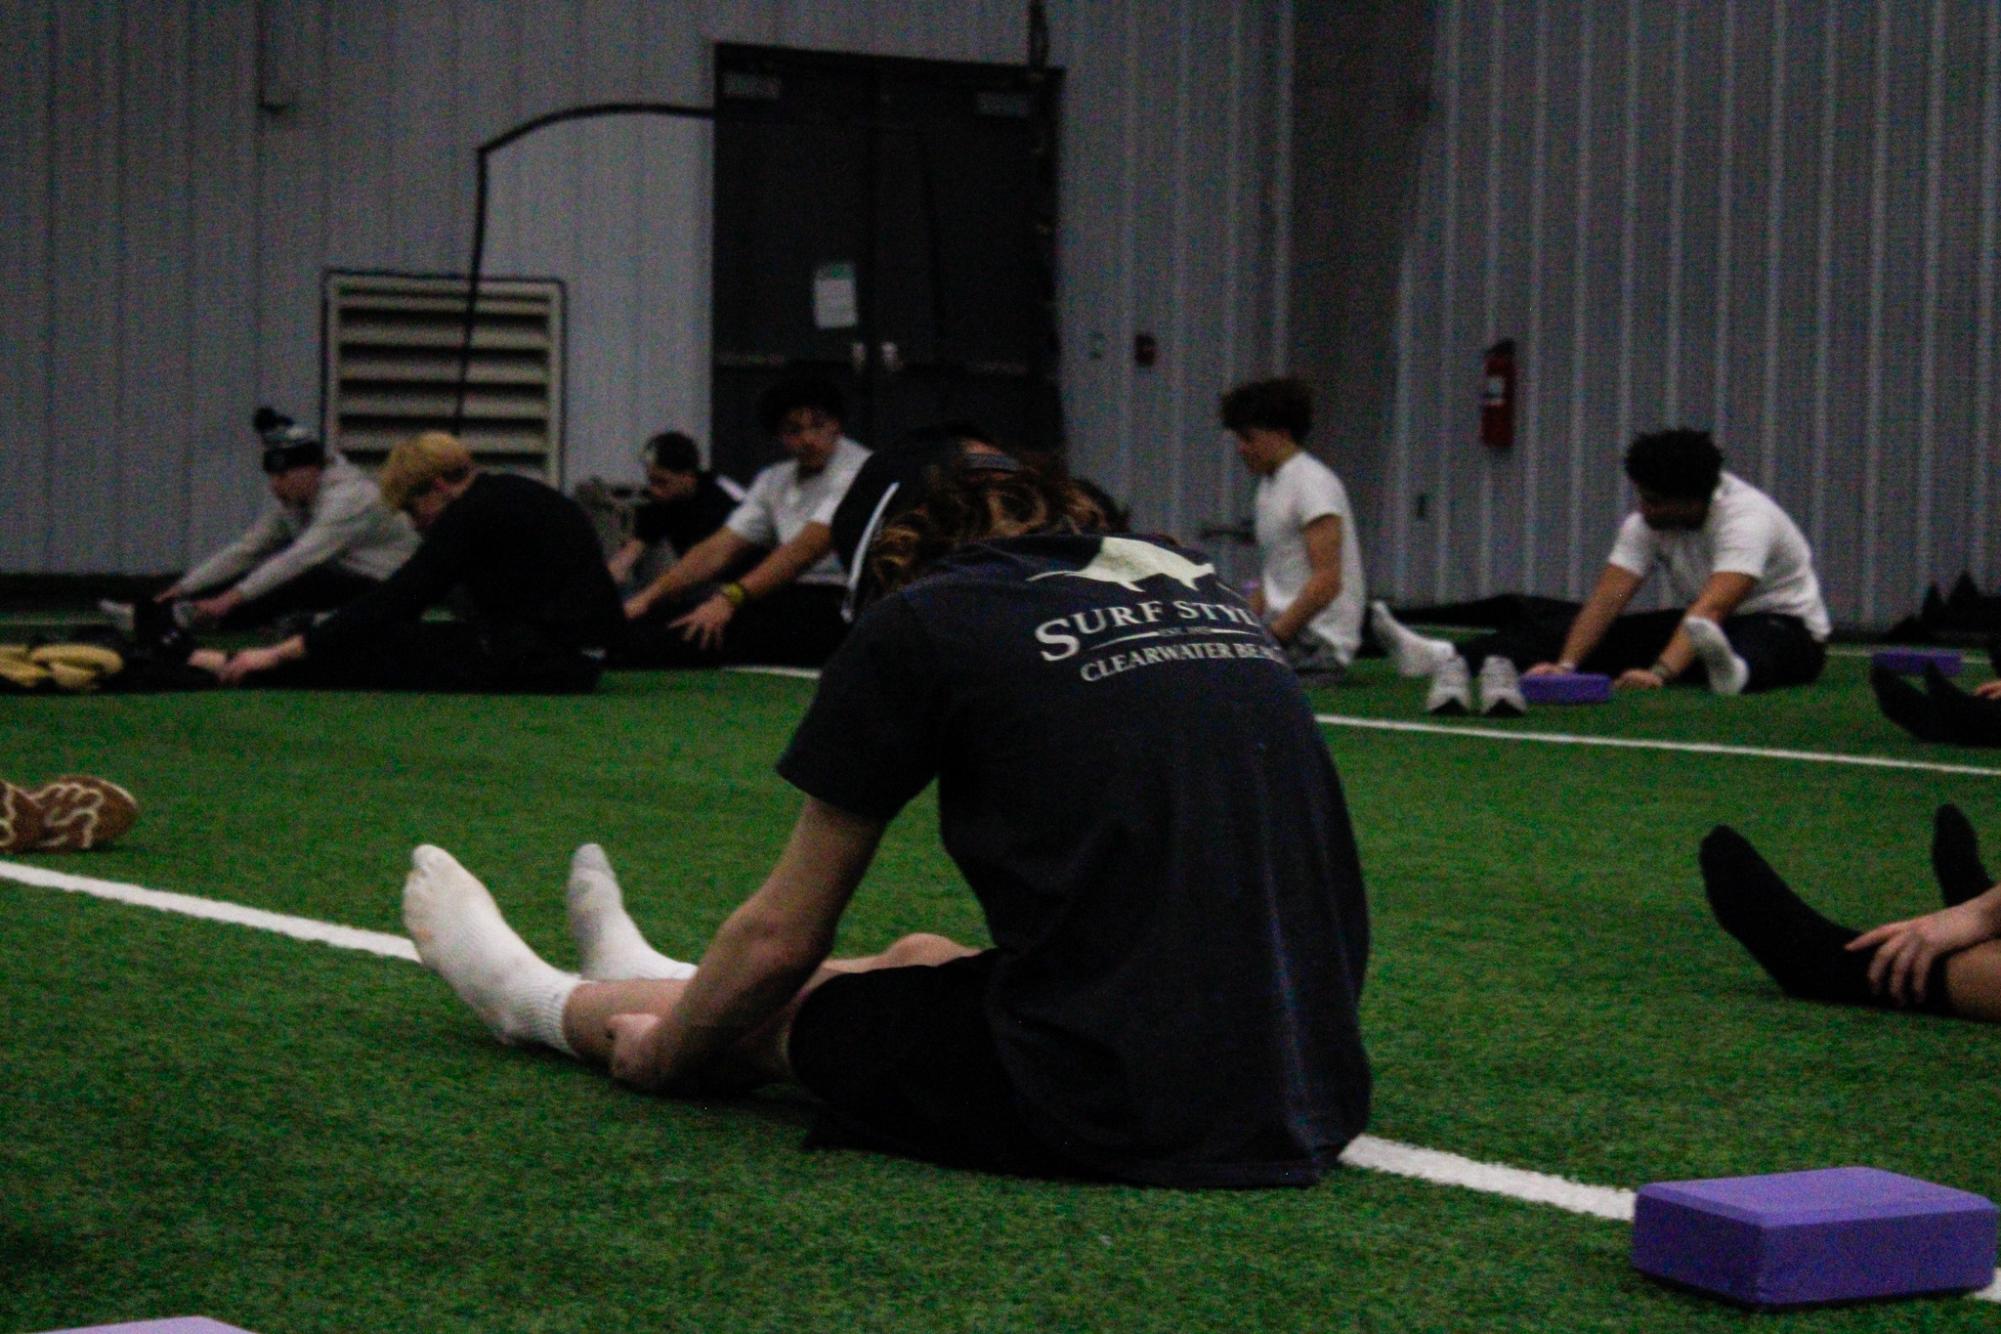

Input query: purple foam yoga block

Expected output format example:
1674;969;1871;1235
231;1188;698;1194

40;1320;258;1334
1872;648;1963;676
1518;671;1611;705
1632;1167;1998;1308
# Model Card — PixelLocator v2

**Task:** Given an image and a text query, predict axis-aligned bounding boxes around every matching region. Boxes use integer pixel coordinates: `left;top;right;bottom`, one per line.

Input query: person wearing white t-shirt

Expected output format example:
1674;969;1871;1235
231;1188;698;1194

622;376;869;667
1372;429;1830;713
1221;377;1365;677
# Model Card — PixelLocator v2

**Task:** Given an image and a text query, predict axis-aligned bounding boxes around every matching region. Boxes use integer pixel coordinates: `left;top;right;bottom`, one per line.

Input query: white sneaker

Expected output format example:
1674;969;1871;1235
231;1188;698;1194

1683;616;1750;695
1425;655;1472;715
97;599;135;634
1371;600;1457;678
1477;656;1527;717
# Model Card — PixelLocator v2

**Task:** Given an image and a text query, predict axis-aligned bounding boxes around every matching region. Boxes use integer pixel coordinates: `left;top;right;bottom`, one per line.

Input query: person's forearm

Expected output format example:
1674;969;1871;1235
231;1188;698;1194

640;537;735;605
648;907;832;1085
607;540;645;582
737;524;833;601
1971;884;2001;939
1557;604;1619;667
1269;571;1341;645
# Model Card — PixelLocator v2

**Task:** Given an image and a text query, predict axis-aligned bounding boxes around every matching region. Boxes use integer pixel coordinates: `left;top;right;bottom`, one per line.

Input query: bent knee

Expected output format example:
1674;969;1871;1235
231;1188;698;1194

880;932;975;968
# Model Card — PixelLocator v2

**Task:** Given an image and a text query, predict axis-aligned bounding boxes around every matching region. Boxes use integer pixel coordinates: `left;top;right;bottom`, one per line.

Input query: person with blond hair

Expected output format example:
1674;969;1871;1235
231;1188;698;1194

207;432;622;692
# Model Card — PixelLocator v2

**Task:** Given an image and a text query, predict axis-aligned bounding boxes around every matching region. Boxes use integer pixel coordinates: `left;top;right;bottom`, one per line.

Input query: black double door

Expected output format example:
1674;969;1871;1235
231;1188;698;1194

710;43;1062;481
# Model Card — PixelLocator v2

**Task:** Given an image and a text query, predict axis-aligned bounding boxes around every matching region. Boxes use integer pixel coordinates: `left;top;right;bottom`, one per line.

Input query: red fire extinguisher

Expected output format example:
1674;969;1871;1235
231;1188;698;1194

1480;339;1516;449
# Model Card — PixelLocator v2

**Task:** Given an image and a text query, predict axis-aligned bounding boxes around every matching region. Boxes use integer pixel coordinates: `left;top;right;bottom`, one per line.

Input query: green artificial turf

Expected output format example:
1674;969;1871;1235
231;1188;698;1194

3;656;1998;1333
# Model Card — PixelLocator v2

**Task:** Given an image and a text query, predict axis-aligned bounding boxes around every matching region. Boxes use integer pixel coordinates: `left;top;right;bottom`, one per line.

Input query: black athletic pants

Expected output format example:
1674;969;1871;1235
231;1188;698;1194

1459;605;1826;692
265;621;603;693
1873;650;2001;748
615;583;849;670
186;566;384;632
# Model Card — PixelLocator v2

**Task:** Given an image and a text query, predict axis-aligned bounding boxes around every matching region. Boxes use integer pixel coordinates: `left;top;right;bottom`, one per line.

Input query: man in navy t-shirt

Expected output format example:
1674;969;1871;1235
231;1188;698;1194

400;448;1371;1187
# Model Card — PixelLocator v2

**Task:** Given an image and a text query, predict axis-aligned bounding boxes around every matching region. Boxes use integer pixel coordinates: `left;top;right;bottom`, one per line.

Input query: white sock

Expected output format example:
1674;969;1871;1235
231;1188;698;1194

1371;601;1456;678
402;845;579;1055
1682;616;1750;695
566;843;697;981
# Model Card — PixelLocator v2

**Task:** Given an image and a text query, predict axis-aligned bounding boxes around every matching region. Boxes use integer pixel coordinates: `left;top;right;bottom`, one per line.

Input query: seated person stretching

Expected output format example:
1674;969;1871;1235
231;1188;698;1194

401;449;1373;1185
1701;804;2001;1023
111;407;417;635
1221;376;1366;678
605;430;746;587
202;432;623;693
620;376;868;668
1371;428;1830;715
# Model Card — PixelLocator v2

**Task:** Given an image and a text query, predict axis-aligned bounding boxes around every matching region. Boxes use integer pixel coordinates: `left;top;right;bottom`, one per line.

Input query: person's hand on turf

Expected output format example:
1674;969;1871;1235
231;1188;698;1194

1524;662;1571;678
218;645;288;686
1975;680;2001;701
1847;900;1994;1006
672;594;735;651
606;1012;668;1090
1615;668;1666;690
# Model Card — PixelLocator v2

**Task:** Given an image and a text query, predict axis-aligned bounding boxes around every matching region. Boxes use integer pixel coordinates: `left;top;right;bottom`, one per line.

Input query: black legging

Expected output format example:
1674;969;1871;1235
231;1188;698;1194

1457;605;1826;693
1873;653;2001;747
613;583;849;670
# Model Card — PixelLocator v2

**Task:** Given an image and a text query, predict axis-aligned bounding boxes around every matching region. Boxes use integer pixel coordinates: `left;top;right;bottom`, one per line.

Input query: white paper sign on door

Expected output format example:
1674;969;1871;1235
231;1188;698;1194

813;261;858;330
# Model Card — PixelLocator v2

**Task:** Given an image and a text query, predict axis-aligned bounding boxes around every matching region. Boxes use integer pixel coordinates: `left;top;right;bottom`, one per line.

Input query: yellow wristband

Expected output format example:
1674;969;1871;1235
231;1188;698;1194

719;582;747;607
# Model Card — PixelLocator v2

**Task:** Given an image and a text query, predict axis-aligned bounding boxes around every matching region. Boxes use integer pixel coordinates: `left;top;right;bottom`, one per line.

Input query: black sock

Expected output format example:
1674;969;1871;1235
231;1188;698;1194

1701;827;1874;1005
1702;827;1960;1016
1931;803;1992;908
1871;665;1946;742
1922;664;2001;748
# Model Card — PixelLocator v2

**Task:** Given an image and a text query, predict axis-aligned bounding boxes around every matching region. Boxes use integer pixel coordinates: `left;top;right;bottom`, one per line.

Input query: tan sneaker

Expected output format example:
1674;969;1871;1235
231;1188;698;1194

0;781;47;853
28;776;139;851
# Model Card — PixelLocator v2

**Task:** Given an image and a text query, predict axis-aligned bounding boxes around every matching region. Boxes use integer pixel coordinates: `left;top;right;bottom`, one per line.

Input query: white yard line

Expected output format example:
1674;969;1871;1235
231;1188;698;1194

727;667;2001;778
1310;713;2001;779
2;855;1995;1302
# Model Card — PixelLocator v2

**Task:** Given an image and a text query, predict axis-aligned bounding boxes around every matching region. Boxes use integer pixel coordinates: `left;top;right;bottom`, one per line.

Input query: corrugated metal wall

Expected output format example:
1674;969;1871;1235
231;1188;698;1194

0;0;1291;577
1383;0;2001;630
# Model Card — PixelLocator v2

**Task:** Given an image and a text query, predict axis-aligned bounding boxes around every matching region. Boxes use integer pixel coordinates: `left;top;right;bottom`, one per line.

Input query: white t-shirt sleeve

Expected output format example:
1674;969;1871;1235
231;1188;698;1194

1606;513;1657;576
724;469;781;547
1288;463;1348;530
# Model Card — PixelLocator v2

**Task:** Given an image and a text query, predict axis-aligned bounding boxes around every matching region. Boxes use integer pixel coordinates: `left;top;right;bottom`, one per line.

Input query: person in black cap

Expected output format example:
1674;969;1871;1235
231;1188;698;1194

605;431;747;588
618;376;868;669
105;407;419;635
399;440;1374;1186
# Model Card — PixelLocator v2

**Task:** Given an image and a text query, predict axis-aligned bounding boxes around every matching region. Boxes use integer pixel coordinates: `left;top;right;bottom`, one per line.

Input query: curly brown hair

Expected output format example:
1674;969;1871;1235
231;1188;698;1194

867;456;1113;597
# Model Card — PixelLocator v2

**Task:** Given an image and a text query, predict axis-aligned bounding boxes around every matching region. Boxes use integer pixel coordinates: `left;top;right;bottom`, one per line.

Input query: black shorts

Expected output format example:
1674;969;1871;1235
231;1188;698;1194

787;952;1090;1179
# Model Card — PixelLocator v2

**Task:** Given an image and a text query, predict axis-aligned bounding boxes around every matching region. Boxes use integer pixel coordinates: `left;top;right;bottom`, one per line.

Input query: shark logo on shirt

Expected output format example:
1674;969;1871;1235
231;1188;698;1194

1028;537;1216;592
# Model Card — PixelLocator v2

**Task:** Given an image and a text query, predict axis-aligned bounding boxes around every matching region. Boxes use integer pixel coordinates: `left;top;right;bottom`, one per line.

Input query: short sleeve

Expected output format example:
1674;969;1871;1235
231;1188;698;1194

724;471;780;547
1605;512;1656;576
1289;463;1348;528
1706;499;1775;580
776;596;945;821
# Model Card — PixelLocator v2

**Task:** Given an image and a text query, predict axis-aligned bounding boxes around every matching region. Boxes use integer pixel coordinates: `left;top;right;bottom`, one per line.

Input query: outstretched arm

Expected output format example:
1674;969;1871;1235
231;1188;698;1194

669;522;836;651
604;797;885;1091
1529;564;1644;676
626;527;759;619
